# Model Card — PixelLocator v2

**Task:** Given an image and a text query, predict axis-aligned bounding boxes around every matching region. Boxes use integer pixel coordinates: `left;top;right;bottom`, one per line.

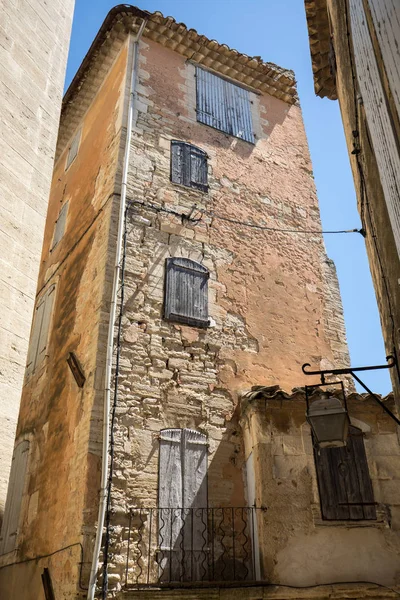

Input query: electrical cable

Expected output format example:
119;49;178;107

126;196;363;236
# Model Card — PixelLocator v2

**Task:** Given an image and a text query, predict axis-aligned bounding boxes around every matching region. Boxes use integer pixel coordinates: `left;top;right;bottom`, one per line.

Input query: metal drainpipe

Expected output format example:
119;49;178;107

87;18;147;600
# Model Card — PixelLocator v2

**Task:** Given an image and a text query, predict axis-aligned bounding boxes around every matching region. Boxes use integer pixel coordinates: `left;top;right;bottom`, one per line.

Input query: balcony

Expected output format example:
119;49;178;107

124;507;263;588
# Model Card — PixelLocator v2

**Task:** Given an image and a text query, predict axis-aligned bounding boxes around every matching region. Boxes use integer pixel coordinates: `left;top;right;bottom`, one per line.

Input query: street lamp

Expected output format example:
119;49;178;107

302;355;399;448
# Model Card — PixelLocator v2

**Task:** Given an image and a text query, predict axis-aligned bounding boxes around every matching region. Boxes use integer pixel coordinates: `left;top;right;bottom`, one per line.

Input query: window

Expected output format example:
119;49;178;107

51;201;68;250
196;66;254;143
314;426;376;520
164;258;209;328
65;129;81;170
171;141;208;191
158;429;208;581
26;285;56;377
0;440;30;554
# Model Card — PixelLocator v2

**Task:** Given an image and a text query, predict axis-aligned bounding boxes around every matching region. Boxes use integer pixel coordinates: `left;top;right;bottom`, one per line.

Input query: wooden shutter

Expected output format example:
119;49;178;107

349;0;400;256
171;142;208;191
171;141;184;185
0;440;30;555
26;285;55;377
158;429;207;581
66;129;81;170
51;202;68;250
196;66;254;143
164;258;209;328
26;297;45;377
314;426;376;520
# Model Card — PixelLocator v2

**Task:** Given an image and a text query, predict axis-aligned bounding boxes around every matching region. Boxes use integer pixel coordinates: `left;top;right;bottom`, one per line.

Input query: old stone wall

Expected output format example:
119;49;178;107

105;37;351;593
240;389;400;587
0;0;75;518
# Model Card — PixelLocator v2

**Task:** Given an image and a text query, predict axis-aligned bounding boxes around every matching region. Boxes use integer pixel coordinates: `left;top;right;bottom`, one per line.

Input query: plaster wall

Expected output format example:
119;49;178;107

240;391;400;588
0;40;130;600
0;0;75;517
104;37;351;593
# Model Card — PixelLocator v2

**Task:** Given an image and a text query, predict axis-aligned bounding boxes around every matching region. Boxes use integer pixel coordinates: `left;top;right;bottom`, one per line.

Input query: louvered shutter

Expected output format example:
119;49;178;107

188;145;208;191
52;202;68;250
26;298;45;377
164;258;209;328
314;426;376;520
196;66;254;143
0;440;30;555
171;142;208;191
66;129;81;170
349;0;400;257
158;429;207;582
36;285;55;364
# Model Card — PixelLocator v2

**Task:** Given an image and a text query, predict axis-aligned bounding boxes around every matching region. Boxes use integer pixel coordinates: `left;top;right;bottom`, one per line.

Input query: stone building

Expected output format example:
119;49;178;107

0;0;75;517
1;5;399;599
304;0;400;403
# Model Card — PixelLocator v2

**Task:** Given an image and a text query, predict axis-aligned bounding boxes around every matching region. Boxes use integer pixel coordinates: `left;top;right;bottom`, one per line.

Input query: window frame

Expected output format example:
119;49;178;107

164;257;209;329
170;140;209;192
195;66;255;144
65;129;81;170
313;425;376;521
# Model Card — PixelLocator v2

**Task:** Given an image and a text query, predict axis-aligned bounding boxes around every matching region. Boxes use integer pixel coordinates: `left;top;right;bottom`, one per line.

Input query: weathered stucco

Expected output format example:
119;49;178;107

0;40;130;600
240;389;400;588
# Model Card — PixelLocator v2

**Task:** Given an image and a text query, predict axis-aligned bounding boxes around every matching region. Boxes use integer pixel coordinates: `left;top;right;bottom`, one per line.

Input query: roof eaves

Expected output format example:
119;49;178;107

304;0;337;100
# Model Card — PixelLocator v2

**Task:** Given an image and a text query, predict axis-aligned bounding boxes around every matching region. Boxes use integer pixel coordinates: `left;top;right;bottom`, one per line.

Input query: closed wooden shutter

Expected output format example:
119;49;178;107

51;202;68;250
26;285;56;377
349;0;400;256
164;258;209;328
196;66;254;143
158;429;208;581
171;141;208;191
0;440;30;554
66;129;81;170
314;426;376;520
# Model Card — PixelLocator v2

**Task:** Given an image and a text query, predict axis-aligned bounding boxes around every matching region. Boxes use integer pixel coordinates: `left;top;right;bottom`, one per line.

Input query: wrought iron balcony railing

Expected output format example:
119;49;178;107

124;507;262;587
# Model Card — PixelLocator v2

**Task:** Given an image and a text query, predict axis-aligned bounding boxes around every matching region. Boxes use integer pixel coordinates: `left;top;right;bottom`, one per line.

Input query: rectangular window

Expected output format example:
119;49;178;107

164;257;209;328
314;426;376;520
65;129;81;170
26;285;56;377
0;440;30;554
196;66;254;143
51;201;68;251
158;429;208;581
171;141;208;191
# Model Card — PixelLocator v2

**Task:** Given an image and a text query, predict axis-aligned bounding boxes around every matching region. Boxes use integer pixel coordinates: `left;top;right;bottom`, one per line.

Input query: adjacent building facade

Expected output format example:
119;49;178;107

0;0;75;518
305;0;400;403
1;5;399;599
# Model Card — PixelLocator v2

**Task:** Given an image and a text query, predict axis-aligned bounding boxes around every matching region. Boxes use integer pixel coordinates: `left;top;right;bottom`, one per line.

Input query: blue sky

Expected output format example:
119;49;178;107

65;0;392;394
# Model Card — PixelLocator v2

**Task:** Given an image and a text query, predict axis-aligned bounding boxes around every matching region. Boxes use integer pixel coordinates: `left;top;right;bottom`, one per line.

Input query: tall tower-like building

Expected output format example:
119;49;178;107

1;6;399;600
0;0;75;517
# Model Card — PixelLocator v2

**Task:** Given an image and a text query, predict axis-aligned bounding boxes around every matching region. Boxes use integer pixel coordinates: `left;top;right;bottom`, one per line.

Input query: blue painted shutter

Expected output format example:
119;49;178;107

196;66;254;143
164;258;209;328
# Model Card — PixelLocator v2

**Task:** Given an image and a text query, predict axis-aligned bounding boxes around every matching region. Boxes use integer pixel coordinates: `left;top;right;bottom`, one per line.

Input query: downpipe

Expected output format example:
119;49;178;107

87;18;147;600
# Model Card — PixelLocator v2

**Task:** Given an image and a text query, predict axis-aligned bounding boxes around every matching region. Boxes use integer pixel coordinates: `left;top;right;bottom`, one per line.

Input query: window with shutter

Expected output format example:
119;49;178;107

51;201;68;251
170;141;208;191
314;425;376;520
0;440;30;555
196;66;254;143
26;285;56;378
164;257;209;328
158;428;208;581
65;129;81;170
